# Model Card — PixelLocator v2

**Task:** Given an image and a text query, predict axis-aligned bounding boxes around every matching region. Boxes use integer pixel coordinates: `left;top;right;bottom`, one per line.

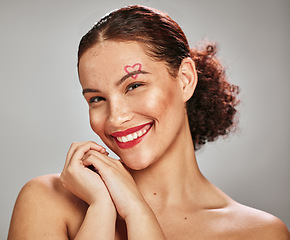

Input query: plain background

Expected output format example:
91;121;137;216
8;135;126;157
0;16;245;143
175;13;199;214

1;0;289;238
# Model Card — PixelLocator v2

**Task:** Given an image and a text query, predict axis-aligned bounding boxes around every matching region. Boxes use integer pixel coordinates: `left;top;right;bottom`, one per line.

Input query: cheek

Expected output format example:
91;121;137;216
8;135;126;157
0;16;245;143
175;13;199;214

140;85;179;118
89;109;106;136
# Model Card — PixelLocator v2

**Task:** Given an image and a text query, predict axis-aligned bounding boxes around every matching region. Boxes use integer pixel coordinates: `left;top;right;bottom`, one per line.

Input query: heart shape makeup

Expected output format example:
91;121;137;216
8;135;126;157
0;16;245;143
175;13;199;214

124;63;142;79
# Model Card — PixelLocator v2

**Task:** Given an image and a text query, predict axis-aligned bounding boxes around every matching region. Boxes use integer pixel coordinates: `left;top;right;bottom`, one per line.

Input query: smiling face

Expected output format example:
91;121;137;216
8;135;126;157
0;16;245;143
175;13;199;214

78;40;193;170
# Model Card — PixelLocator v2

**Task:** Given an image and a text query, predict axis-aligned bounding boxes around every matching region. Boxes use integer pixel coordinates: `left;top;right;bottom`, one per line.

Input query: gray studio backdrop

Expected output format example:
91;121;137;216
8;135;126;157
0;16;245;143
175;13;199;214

1;0;289;238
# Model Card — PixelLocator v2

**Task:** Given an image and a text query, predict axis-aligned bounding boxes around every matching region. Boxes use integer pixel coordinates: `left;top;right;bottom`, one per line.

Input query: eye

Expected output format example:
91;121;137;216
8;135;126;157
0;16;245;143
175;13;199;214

126;82;143;92
89;96;105;103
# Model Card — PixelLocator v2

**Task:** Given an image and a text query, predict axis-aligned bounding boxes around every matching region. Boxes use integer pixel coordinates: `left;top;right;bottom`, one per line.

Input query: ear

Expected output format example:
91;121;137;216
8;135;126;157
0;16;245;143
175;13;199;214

177;58;198;102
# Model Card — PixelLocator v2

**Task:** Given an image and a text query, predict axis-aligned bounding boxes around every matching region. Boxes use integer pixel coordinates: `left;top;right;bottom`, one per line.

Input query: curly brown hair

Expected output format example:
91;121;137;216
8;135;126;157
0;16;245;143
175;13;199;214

78;5;239;150
189;44;239;149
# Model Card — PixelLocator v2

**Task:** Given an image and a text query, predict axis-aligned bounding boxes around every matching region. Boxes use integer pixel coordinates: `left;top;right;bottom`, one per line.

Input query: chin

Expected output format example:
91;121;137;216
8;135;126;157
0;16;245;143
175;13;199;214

118;151;155;171
104;138;156;170
124;161;151;171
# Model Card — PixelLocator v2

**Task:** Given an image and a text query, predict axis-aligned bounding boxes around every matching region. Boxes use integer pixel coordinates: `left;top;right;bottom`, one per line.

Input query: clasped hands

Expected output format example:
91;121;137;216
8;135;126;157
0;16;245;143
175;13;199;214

60;141;148;221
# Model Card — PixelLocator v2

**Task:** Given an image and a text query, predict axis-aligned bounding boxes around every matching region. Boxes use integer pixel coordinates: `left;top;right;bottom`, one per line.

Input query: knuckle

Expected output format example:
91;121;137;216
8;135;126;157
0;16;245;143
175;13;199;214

69;142;81;152
70;142;80;148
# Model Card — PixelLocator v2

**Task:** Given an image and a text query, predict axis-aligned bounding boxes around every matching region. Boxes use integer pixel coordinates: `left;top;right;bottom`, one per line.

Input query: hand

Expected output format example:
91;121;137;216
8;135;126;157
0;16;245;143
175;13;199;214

81;149;149;221
63;142;166;239
60;142;115;210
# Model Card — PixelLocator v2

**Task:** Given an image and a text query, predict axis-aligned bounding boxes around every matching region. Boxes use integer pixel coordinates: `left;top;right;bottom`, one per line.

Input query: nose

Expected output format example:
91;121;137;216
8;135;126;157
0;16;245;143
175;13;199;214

107;98;133;127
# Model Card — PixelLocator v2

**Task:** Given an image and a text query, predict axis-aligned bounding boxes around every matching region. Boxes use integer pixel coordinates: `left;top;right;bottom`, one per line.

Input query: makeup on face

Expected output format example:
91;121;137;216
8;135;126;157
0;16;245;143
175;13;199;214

108;63;153;149
79;41;186;170
111;122;153;149
124;63;142;79
82;62;149;98
81;59;154;149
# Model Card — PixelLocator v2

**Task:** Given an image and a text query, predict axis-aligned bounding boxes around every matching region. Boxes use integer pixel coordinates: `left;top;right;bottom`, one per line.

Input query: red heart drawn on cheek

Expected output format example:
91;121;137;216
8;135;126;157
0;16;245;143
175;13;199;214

124;63;142;79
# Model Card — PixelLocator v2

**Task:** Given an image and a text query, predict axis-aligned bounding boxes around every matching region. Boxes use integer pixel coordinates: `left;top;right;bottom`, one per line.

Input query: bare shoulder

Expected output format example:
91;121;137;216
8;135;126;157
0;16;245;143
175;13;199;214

228;202;290;239
18;174;85;205
13;174;85;210
8;174;87;240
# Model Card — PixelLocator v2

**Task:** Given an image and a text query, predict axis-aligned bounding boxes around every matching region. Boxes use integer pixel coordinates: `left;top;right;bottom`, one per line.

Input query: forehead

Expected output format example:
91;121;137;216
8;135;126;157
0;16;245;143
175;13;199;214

78;40;169;86
79;41;149;72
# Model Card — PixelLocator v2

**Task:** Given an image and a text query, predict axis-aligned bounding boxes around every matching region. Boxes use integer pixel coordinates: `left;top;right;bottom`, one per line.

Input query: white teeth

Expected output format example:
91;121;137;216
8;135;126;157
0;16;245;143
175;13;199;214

116;128;149;143
127;134;133;141
137;130;143;137
122;136;128;143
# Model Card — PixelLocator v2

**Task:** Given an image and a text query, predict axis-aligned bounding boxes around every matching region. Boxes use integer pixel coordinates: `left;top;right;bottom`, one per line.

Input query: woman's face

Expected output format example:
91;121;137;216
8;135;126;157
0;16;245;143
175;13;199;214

78;40;189;170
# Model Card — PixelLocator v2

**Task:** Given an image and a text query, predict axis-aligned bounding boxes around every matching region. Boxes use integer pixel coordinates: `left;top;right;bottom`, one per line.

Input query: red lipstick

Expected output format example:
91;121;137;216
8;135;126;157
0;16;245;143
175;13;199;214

111;122;152;149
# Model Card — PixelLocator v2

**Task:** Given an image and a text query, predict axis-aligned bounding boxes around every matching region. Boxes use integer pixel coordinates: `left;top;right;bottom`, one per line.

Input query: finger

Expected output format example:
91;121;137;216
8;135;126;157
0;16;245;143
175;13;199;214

82;148;108;161
81;151;102;172
64;142;85;169
82;150;120;170
68;142;107;167
82;151;115;174
62;142;107;184
98;147;109;155
82;149;108;162
82;156;112;183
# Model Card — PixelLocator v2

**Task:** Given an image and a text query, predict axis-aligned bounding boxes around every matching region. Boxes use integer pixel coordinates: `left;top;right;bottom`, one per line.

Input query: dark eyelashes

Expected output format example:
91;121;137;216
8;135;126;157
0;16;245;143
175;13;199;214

126;82;144;92
89;96;105;103
88;82;145;104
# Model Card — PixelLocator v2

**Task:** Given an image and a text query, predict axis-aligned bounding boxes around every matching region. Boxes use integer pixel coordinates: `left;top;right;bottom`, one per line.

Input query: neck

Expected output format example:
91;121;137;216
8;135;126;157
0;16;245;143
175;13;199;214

128;120;206;207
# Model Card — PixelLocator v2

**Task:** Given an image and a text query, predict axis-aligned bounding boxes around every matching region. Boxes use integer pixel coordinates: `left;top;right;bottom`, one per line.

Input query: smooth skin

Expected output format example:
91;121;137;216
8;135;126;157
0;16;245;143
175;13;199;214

8;41;290;240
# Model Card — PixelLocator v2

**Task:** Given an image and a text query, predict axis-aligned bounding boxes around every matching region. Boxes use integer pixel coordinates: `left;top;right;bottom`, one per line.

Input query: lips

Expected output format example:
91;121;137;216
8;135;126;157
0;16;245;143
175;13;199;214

111;122;152;149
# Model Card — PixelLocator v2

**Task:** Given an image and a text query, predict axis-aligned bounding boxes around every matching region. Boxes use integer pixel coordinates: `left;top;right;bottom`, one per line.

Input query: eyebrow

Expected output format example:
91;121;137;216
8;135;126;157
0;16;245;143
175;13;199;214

82;70;149;95
116;70;149;86
82;88;100;95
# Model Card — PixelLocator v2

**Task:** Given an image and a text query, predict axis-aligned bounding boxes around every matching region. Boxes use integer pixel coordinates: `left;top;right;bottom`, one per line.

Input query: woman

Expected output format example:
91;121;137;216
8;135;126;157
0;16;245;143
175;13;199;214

8;5;289;240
